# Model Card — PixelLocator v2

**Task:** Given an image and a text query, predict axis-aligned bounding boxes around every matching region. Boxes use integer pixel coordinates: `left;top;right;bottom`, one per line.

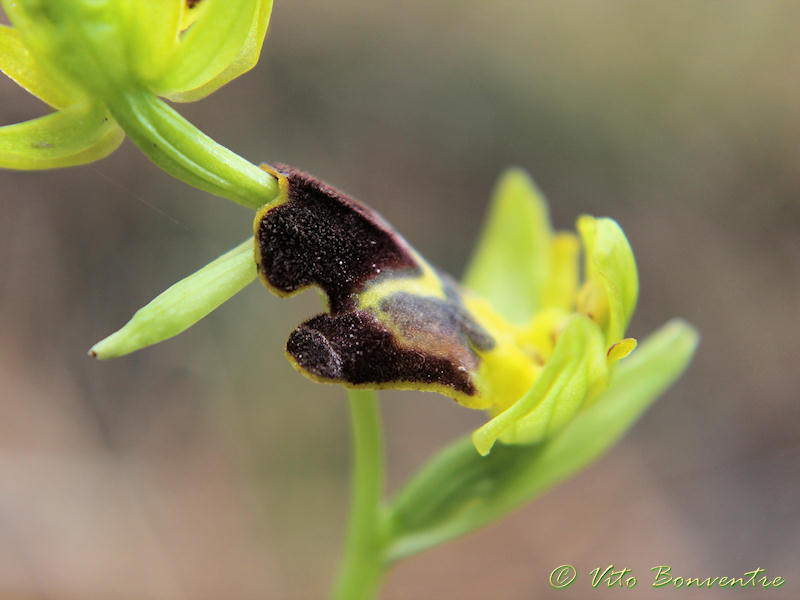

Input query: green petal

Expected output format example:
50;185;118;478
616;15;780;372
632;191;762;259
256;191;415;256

463;168;553;326
0;25;79;109
0;103;123;170
472;314;607;456
578;215;639;346
90;239;257;359
166;0;273;103
384;319;699;561
153;0;261;98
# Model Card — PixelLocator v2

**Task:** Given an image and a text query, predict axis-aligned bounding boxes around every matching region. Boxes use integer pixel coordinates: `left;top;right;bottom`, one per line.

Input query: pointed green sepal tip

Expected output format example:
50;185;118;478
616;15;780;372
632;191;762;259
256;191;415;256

90;239;257;359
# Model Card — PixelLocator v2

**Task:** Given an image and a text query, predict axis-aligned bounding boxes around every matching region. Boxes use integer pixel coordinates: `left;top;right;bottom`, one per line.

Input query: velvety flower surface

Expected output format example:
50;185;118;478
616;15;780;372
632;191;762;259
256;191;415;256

89;161;694;462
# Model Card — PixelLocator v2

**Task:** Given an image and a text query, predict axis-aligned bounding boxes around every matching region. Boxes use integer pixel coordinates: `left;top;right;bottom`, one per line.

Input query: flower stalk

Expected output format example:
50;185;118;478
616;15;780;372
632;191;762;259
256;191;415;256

331;390;388;600
105;89;278;209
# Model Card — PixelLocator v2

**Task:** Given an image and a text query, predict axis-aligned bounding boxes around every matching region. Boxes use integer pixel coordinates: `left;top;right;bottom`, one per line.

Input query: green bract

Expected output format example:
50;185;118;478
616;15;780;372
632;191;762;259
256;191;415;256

90;239;257;359
0;0;278;208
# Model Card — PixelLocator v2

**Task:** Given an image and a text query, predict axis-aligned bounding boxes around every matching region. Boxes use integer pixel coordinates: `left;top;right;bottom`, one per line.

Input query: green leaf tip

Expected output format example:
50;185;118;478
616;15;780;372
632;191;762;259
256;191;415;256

90;239;257;359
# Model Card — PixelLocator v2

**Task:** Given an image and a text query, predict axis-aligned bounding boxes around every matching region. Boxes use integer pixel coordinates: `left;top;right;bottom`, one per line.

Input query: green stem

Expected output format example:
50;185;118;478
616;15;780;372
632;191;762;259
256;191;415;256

331;390;387;600
106;89;278;210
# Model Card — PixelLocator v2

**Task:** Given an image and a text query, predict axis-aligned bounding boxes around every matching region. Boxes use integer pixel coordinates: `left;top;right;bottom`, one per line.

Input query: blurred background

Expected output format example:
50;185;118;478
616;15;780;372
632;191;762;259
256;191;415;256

1;1;799;598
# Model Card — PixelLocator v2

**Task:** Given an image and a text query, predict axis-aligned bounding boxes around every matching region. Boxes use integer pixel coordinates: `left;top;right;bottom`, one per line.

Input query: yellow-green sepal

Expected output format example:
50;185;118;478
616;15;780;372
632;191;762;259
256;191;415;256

542;232;580;311
123;0;182;85
3;0;136;98
463;168;553;326
166;0;273;103
0;24;82;109
0;102;123;170
155;0;263;100
90;239;257;359
472;314;607;456
577;215;639;346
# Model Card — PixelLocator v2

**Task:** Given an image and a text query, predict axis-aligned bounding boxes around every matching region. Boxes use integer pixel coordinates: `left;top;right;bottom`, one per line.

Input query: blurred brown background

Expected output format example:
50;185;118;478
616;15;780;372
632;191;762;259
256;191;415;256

1;1;799;598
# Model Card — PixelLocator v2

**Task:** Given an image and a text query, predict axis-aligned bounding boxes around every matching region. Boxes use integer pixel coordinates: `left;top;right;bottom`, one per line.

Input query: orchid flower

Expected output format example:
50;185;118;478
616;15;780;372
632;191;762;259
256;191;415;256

1;4;699;590
92;163;695;460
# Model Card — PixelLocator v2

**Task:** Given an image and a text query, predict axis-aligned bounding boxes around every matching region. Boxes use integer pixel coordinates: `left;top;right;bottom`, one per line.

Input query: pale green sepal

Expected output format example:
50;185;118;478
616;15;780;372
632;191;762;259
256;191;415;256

124;0;182;85
0;103;123;170
0;24;79;109
0;0;82;97
153;0;260;98
3;0;133;98
384;319;698;562
472;314;606;456
167;0;273;103
463;168;552;325
90;239;257;359
578;216;639;346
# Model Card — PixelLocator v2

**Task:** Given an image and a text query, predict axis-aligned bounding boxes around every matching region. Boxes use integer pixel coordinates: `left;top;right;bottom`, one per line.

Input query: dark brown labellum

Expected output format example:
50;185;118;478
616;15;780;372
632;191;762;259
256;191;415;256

254;164;495;398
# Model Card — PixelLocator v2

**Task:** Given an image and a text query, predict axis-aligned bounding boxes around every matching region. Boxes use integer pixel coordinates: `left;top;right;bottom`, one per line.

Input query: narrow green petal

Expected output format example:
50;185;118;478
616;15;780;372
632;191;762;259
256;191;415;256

0;103;123;170
152;0;260;98
90;239;257;359
167;0;273;103
472;315;606;455
0;25;79;109
385;319;698;561
578;216;639;345
463;168;553;325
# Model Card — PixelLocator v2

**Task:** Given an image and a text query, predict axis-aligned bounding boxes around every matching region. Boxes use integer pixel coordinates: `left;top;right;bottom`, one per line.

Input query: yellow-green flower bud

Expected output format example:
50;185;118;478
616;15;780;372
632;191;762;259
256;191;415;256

1;1;277;207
